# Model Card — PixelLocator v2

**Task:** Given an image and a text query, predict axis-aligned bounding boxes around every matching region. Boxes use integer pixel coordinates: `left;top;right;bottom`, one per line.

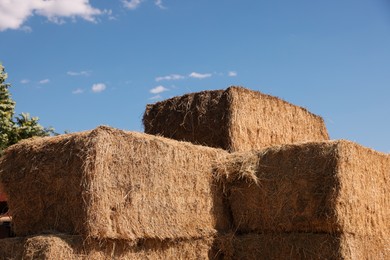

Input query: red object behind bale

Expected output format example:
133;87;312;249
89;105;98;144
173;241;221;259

0;185;7;202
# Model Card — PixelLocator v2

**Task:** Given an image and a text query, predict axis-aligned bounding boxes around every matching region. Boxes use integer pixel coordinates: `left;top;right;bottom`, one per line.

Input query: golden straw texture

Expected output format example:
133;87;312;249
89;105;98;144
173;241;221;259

143;86;329;152
215;140;390;239
0;126;230;240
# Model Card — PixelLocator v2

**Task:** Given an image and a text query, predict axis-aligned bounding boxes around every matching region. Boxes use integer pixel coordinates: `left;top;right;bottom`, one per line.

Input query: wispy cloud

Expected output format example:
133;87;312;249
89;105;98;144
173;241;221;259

228;71;237;77
67;70;91;76
20;26;32;33
0;0;104;31
20;79;30;84
155;74;185;82
189;72;212;79
107;10;117;20
91;83;106;93
150;85;169;94
39;79;50;84
72;88;84;94
122;0;166;10
122;0;144;10
155;0;166;9
149;94;162;100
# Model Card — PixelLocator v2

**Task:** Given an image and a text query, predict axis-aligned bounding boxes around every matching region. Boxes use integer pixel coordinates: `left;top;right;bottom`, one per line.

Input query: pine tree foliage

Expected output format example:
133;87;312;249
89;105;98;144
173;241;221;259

0;63;54;154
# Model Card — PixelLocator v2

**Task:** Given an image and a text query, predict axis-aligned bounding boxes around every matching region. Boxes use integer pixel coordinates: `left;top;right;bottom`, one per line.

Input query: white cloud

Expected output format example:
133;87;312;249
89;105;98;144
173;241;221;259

189;72;212;79
155;0;166;9
0;0;104;31
228;71;237;77
72;88;84;94
155;74;185;82
91;83;106;93
20;79;30;84
67;70;91;76
39;78;50;84
149;94;162;100
150;85;168;94
122;0;143;10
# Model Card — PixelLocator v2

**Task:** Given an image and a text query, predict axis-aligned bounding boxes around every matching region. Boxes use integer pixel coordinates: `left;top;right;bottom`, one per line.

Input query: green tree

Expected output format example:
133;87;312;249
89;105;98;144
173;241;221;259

0;63;15;152
0;63;54;154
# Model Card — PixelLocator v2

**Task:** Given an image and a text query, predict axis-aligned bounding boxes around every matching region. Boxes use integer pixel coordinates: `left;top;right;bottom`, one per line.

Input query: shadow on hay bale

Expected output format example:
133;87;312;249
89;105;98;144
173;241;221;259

218;232;389;260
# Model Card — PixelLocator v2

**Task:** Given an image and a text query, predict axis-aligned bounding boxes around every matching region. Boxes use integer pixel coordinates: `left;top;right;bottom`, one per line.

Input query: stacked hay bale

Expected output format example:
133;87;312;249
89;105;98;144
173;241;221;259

143;86;329;152
143;86;390;259
214;141;390;259
0;86;388;259
0;126;230;259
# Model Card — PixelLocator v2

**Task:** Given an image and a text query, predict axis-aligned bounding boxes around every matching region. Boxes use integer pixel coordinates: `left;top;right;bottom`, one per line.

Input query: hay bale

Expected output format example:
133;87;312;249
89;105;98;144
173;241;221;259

215;140;390;238
0;234;222;259
0;126;230;240
81;237;222;260
0;236;24;260
226;233;389;260
2;233;387;260
143;86;329;152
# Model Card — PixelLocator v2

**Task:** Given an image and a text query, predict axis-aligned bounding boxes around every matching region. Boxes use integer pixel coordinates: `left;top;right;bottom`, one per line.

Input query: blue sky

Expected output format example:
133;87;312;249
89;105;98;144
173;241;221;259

0;0;389;153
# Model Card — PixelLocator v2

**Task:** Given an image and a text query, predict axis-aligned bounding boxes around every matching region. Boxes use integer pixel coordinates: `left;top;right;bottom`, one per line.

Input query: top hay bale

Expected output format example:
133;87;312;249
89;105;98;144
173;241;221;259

215;140;390;239
143;86;329;152
0;126;230;240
